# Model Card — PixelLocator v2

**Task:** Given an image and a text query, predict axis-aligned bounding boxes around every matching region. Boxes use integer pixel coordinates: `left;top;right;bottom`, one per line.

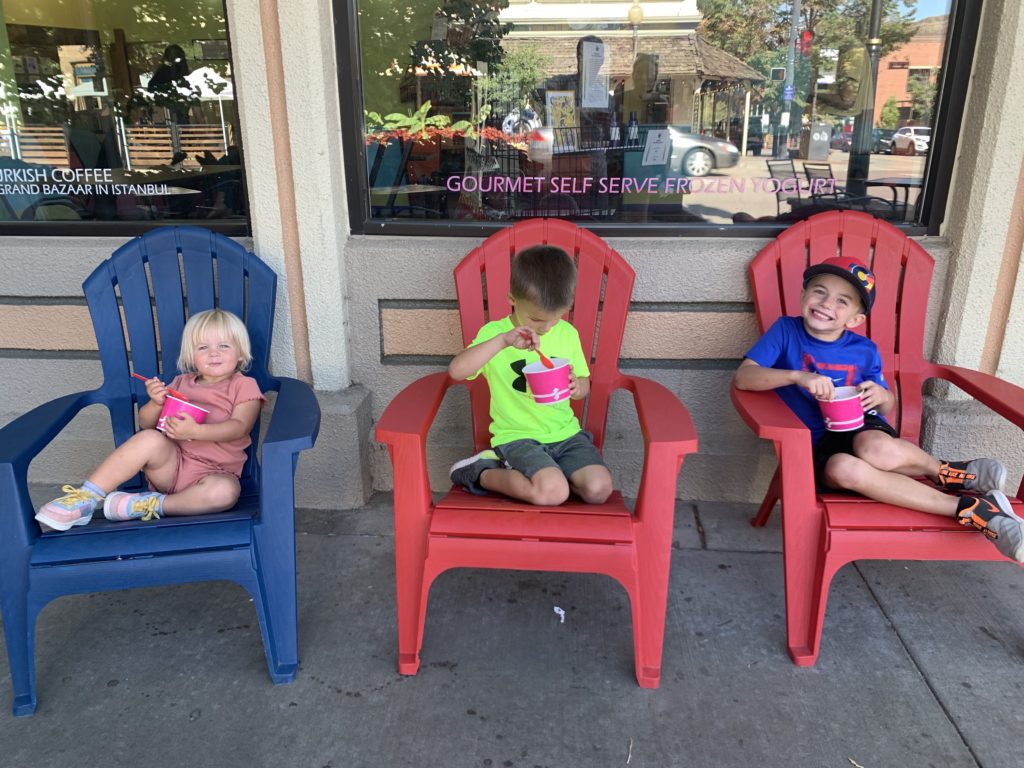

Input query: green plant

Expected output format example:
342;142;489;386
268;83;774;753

878;95;899;129
907;76;936;123
365;101;514;146
478;45;551;111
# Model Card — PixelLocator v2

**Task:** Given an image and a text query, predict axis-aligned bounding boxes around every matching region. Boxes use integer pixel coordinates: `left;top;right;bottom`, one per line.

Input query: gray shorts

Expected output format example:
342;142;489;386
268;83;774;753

495;430;606;480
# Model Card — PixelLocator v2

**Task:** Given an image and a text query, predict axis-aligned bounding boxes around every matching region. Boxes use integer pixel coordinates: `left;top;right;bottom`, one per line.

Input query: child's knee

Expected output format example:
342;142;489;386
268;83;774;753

823;453;869;489
852;432;902;471
574;468;613;504
198;476;241;510
529;470;570;506
132;428;176;460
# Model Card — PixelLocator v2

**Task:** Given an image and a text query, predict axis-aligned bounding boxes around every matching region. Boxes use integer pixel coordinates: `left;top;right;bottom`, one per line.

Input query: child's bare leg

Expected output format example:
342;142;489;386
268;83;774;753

480;466;569;506
850;430;940;480
89;429;179;493
568;464;613;504
162;474;241;516
823;453;958;516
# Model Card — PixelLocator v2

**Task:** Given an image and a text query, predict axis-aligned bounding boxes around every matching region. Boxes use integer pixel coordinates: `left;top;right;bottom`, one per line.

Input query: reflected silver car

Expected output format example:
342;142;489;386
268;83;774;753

667;127;740;176
527;126;739;178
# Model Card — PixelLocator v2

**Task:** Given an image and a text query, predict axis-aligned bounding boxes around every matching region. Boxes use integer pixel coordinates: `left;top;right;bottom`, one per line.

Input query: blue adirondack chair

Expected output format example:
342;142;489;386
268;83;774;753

0;227;321;716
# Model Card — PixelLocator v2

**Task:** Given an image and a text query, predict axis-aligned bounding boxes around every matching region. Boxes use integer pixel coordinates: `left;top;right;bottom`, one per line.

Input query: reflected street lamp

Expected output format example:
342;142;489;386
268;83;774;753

847;0;883;196
628;0;644;58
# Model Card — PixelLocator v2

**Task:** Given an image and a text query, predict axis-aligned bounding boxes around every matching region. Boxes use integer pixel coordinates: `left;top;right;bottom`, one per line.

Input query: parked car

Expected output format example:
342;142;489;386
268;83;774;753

714;118;763;156
830;131;852;152
872;128;895;154
527;125;739;178
891;125;931;155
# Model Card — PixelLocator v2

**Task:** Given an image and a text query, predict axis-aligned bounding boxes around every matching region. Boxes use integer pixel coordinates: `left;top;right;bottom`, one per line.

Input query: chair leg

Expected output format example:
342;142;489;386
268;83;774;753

752;468;781;527
1;586;39;716
394;548;434;676
629;565;669;689
393;504;434;676
785;517;837;667
630;481;676;689
252;570;299;684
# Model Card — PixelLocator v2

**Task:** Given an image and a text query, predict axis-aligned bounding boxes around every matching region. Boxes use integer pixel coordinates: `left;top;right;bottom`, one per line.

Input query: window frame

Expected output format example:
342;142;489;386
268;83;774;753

337;0;978;239
0;3;250;238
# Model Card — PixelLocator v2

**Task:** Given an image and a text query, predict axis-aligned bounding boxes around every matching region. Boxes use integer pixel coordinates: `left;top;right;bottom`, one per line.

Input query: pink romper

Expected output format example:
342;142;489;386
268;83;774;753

157;372;265;493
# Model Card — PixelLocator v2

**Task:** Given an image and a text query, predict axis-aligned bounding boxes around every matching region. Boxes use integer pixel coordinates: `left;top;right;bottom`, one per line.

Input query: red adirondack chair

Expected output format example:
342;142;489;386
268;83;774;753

375;218;698;687
731;210;1024;666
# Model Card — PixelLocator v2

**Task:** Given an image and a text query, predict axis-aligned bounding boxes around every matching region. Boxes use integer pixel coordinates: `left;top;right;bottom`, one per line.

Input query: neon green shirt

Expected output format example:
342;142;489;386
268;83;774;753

469;316;591;446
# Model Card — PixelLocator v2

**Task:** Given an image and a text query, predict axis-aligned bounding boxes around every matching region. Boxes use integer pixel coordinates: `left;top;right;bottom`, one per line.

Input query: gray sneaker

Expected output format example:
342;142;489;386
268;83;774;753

449;450;502;495
939;459;1007;493
962;459;1007;493
979;491;1024;563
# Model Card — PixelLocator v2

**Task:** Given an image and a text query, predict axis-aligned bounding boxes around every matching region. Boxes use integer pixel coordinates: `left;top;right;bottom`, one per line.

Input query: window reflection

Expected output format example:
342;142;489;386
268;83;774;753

0;3;245;225
359;0;948;226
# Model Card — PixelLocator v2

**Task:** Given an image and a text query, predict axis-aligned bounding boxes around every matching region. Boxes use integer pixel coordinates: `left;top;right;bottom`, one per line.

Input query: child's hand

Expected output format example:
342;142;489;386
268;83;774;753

505;326;539;350
568;371;581;399
163;412;202;441
145;377;168;406
798;372;836;400
857;380;888;412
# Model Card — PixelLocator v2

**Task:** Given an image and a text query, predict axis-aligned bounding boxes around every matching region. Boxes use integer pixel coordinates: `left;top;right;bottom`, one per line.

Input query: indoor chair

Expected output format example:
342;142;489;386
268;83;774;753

375;218;698;687
0;226;321;715
731;210;1024;666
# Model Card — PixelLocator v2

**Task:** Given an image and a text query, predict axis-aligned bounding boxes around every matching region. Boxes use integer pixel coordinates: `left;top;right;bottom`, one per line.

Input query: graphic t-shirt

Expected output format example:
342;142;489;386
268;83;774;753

469;316;591;446
167;371;266;476
743;316;889;443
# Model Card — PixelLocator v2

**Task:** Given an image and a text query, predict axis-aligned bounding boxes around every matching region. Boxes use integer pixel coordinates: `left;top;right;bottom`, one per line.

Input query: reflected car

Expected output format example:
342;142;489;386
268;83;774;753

891;126;930;155
527;126;739;178
830;131;852;152
872;128;895;154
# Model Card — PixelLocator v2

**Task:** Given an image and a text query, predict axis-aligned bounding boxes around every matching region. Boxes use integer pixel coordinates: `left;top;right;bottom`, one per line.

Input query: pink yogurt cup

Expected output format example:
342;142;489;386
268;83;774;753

819;386;865;432
156;395;210;432
523;358;571;405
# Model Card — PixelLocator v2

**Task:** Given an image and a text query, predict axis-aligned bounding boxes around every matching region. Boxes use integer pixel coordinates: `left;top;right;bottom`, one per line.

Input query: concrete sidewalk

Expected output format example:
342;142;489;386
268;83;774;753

2;495;1022;767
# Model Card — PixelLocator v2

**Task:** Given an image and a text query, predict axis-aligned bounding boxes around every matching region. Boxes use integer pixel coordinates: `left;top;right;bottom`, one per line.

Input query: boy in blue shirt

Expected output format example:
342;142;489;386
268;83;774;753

447;245;613;506
734;256;1024;562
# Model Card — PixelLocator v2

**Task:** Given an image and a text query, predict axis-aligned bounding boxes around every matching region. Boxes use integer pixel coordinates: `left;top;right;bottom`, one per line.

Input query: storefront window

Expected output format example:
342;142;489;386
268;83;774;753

0;1;246;228
353;0;952;228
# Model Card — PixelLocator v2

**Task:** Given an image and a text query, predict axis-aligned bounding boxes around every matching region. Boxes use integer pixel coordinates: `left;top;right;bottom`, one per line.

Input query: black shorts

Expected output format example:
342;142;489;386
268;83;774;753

495;430;606;480
812;413;898;487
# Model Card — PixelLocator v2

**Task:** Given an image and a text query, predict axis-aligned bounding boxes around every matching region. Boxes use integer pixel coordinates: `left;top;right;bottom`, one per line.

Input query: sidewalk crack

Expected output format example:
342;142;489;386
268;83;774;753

692;503;707;549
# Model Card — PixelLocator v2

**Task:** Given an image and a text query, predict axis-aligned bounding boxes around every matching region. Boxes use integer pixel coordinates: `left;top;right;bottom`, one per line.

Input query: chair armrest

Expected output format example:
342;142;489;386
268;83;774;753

257;378;320;535
923;363;1024;429
618;374;698;457
0;390;100;469
0;390;102;544
375;372;457;446
731;383;812;443
260;377;322;463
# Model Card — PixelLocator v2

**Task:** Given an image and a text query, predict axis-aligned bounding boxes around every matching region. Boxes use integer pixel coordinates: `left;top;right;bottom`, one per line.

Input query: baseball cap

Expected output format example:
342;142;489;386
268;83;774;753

802;256;876;314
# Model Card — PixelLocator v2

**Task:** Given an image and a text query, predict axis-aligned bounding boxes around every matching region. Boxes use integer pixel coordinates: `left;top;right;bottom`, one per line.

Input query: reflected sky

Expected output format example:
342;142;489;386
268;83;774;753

914;0;950;19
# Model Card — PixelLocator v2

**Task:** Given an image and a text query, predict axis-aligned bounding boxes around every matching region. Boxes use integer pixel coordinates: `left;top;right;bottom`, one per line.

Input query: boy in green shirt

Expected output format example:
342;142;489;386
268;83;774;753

448;245;613;506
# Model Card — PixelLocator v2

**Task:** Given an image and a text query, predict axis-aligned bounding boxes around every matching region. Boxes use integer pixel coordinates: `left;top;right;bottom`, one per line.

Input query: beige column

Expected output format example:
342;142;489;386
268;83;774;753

938;0;1024;382
276;0;352;390
225;0;300;379
226;0;350;389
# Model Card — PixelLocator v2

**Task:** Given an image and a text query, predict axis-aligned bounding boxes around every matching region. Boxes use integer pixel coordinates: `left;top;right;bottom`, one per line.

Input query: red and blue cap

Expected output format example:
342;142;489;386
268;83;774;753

803;256;876;314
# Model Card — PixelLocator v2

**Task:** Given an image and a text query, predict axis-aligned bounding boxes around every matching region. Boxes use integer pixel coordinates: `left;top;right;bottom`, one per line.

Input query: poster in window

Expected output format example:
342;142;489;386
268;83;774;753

546;90;577;150
580;41;609;109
